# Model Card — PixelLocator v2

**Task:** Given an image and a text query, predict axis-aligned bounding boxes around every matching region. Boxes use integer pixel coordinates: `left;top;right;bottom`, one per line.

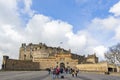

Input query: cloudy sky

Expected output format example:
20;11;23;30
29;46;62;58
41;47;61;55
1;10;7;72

0;0;120;68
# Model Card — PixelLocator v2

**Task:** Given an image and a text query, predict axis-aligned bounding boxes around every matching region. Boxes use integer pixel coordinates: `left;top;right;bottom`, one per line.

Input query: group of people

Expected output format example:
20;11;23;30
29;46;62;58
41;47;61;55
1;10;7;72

47;66;79;80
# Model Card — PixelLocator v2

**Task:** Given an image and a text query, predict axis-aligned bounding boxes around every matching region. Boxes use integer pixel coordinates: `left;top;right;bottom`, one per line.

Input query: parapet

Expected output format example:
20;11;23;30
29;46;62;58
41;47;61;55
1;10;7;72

3;56;9;60
21;43;26;47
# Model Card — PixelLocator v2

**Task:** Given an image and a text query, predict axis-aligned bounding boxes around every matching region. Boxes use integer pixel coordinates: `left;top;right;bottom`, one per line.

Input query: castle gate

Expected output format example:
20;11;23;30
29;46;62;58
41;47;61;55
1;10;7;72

60;62;65;68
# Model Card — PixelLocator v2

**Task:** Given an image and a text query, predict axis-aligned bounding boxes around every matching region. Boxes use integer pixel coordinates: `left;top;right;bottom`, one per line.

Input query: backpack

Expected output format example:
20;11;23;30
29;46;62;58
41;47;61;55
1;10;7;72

56;68;59;74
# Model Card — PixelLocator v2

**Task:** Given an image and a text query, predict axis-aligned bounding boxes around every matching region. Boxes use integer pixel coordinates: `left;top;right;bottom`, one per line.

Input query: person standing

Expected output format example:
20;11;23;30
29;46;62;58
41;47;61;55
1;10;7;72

51;67;56;80
55;66;60;79
48;68;51;75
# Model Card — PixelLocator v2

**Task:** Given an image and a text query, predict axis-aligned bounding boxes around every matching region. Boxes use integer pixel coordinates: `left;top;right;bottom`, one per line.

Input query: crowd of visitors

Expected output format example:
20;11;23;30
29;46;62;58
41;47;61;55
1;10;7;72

47;66;79;80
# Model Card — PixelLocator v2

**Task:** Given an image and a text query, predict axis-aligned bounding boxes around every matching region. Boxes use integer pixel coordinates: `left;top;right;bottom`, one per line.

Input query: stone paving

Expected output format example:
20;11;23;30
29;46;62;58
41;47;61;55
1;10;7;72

0;71;120;80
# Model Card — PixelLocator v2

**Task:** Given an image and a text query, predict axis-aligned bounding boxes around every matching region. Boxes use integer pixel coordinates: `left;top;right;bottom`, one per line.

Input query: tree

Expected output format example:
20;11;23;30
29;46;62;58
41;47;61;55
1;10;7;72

105;43;120;64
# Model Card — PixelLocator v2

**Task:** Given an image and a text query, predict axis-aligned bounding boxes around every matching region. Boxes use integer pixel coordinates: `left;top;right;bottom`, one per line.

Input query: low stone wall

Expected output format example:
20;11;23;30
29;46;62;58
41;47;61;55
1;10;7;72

109;72;120;76
79;71;105;74
2;56;40;71
76;62;108;72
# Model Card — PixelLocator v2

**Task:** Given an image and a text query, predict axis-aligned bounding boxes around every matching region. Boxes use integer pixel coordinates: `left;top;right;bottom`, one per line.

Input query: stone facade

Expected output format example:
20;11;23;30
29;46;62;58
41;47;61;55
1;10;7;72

86;53;98;63
19;43;70;61
2;56;40;70
76;62;108;72
2;43;100;71
76;62;120;72
33;53;78;69
19;43;97;64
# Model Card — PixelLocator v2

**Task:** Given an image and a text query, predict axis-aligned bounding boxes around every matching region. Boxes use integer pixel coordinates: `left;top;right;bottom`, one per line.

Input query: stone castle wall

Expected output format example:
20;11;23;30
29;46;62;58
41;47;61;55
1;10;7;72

2;53;78;70
2;56;40;70
76;62;108;72
2;43;100;71
86;54;98;63
33;54;78;69
19;43;70;61
19;43;93;64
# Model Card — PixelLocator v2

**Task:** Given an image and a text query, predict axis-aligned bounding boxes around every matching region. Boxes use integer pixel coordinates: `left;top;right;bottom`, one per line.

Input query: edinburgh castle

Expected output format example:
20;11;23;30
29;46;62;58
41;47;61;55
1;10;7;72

19;43;98;64
2;43;120;72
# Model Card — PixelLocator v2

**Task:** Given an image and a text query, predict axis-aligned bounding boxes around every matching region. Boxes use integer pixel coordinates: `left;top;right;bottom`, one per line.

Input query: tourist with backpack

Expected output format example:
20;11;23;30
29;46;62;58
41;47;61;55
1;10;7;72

55;66;60;78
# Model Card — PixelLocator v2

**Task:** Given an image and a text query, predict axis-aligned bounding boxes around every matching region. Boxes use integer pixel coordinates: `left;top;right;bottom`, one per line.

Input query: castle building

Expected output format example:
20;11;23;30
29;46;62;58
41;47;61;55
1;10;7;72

2;43;119;72
19;43;98;64
19;43;70;61
18;43;97;69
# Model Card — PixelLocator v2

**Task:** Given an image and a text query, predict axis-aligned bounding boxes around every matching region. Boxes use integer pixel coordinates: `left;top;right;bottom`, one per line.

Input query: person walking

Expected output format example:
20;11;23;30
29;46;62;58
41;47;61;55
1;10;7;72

75;69;79;77
71;69;75;77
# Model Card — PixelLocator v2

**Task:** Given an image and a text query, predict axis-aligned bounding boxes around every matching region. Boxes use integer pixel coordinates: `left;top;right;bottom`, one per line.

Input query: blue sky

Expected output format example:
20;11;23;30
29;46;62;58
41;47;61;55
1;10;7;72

29;0;119;32
0;0;120;67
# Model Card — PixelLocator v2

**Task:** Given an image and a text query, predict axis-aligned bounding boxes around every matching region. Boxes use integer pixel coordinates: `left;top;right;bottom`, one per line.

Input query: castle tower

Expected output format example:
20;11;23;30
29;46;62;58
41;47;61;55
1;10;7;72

86;53;98;63
19;43;26;60
2;56;9;69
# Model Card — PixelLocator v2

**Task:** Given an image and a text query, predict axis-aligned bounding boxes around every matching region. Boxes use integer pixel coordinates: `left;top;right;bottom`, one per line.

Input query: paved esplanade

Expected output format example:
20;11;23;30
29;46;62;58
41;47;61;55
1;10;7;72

0;71;120;80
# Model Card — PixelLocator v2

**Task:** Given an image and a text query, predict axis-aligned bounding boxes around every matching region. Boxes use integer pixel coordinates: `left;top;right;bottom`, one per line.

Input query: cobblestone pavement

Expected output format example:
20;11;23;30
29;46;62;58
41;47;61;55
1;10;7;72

0;71;120;80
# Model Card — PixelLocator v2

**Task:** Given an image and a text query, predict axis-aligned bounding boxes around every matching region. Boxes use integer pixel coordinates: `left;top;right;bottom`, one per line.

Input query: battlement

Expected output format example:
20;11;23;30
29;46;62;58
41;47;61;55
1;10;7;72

87;53;97;58
19;42;98;64
20;43;69;53
19;43;70;60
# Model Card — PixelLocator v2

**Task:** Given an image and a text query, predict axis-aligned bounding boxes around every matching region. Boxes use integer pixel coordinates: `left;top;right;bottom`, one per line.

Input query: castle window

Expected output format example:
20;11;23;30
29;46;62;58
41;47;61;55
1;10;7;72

24;55;26;60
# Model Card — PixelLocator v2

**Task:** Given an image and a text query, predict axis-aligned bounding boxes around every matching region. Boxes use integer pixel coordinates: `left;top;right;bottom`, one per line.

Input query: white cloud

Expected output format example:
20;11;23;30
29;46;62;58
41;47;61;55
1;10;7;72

109;1;120;17
22;0;34;17
24;14;73;47
0;52;3;69
93;45;107;60
91;16;119;30
24;14;101;55
0;0;21;26
1;25;24;42
114;26;120;40
67;34;87;47
90;16;120;43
